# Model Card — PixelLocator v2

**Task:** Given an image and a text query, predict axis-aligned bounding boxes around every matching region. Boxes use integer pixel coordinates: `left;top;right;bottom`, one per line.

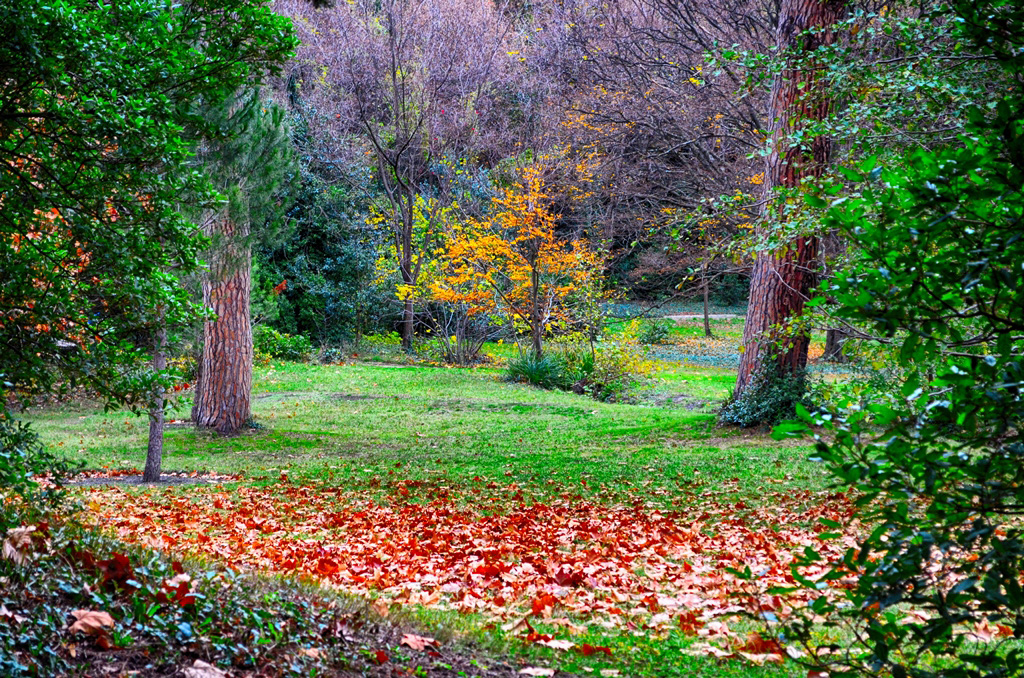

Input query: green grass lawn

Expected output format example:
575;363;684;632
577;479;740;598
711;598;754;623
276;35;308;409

31;361;827;508
20;322;839;678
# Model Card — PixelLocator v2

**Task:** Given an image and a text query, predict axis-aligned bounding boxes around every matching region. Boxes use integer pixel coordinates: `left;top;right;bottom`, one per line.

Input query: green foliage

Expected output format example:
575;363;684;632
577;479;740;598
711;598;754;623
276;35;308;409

0;0;296;411
710;274;749;307
255;149;396;344
718;363;810;428
252;325;313;362
506;329;653;402
637;319;672;345
504;353;571;390
0;526;371;676
0;414;79;533
775;3;1024;675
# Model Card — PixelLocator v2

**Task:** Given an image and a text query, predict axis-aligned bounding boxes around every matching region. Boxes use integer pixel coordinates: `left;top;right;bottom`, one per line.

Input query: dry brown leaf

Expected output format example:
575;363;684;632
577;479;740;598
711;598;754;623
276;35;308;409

183;659;229;678
399;633;439;651
68;609;115;636
2;526;36;566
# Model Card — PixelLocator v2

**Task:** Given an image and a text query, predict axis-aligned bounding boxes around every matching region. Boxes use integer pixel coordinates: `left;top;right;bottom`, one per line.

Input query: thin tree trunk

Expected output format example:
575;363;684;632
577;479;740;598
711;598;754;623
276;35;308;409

702;263;713;338
735;0;847;396
143;323;167;482
531;268;543;359
823;327;848;362
193;217;253;434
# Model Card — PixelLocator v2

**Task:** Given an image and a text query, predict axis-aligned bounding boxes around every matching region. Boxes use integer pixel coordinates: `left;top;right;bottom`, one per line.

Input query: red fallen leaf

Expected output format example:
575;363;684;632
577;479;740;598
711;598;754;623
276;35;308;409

373;649;388;664
97;553;136;592
552;566;584;587
679;610;704;635
579;643;612;657
474;562;505;577
171;561;185;575
531;594;557;617
400;633;439;651
316;558;341;577
738;632;784;655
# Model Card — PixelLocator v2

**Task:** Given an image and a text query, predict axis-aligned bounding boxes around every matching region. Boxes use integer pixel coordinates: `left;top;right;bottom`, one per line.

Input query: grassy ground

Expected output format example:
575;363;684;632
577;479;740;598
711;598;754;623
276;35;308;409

19;318;838;677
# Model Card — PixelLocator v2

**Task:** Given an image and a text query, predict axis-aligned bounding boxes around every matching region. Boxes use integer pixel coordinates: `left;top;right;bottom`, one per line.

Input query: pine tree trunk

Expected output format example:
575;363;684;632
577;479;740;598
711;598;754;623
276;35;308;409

193;217;253;434
143;323;167;482
735;0;847;396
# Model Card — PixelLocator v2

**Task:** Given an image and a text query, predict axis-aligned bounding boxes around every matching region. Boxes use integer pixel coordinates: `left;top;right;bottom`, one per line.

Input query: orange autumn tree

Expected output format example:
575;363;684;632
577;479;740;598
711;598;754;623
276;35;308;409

430;164;603;359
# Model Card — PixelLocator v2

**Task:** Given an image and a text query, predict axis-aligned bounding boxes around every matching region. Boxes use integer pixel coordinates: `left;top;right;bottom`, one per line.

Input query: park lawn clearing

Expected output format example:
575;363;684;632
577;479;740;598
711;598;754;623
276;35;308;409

26;345;853;676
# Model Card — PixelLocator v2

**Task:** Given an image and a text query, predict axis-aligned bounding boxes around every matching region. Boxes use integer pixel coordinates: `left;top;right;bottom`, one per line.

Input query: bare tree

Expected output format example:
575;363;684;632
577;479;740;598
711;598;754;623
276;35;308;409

276;0;518;350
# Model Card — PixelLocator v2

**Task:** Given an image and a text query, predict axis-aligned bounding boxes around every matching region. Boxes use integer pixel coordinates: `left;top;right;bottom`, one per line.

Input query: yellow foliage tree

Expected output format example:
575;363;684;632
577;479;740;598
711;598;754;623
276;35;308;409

430;164;603;359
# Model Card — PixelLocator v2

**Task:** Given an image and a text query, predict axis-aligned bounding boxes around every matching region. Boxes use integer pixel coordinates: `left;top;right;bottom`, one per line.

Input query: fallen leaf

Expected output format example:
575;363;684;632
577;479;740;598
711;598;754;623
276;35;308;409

68;609;115;636
519;669;555;677
536;638;575;650
2;526;36;565
183;660;229;678
400;633;439;651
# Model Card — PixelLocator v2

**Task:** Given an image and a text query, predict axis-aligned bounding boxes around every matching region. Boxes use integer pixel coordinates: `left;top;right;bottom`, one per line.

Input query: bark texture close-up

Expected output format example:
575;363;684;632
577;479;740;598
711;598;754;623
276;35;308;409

192;218;253;434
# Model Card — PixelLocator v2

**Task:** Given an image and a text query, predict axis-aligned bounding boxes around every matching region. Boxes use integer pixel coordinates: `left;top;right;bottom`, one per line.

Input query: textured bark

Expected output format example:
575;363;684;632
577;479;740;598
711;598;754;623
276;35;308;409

193;217;253;434
143;324;167;482
735;0;847;396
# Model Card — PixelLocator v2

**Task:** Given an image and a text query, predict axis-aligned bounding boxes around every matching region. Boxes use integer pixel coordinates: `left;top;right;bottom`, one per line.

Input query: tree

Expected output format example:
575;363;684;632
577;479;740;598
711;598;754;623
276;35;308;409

734;0;848;398
275;0;517;350
774;2;1024;675
0;0;295;476
429;163;603;359
192;92;297;434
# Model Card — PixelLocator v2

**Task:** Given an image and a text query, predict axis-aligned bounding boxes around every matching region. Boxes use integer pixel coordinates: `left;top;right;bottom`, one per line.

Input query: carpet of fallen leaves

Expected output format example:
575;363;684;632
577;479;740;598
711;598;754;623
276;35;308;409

78;474;860;659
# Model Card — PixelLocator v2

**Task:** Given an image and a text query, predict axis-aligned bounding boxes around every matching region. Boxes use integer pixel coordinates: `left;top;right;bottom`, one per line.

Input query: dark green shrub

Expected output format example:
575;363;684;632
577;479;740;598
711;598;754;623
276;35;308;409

503;353;571;390
252;325;313;362
718;363;811;428
0;414;79;533
710;273;749;307
638;319;672;345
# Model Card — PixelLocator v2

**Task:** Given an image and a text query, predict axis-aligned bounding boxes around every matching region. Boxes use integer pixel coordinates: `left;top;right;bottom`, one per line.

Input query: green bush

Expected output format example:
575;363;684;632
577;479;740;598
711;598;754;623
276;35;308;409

637;319;672;345
0;413;79;533
718;363;811;428
252;325;313;362
503;352;572;390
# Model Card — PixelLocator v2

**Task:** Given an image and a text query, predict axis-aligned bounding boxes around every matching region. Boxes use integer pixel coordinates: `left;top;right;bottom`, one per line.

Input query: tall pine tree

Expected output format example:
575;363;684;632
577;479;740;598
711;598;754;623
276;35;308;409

191;91;296;434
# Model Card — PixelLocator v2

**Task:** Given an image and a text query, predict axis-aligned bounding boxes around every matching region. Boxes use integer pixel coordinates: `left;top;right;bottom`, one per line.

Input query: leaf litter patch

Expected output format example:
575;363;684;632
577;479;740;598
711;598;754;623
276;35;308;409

79;479;861;663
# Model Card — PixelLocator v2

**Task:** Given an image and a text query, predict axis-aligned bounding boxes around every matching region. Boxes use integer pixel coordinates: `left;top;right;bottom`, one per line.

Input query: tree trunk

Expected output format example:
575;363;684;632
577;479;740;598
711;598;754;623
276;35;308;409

531;269;543;359
823;327;848;362
193;217;253;434
400;259;415;352
702;263;713;338
735;0;847;396
143;323;167;482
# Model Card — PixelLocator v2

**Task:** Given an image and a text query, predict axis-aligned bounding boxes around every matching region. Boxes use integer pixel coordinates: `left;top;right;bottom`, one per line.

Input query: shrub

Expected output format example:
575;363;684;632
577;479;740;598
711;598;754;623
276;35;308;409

638;319;672;345
252;325;313;362
0;413;79;533
503;352;571;390
718;363;811;428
